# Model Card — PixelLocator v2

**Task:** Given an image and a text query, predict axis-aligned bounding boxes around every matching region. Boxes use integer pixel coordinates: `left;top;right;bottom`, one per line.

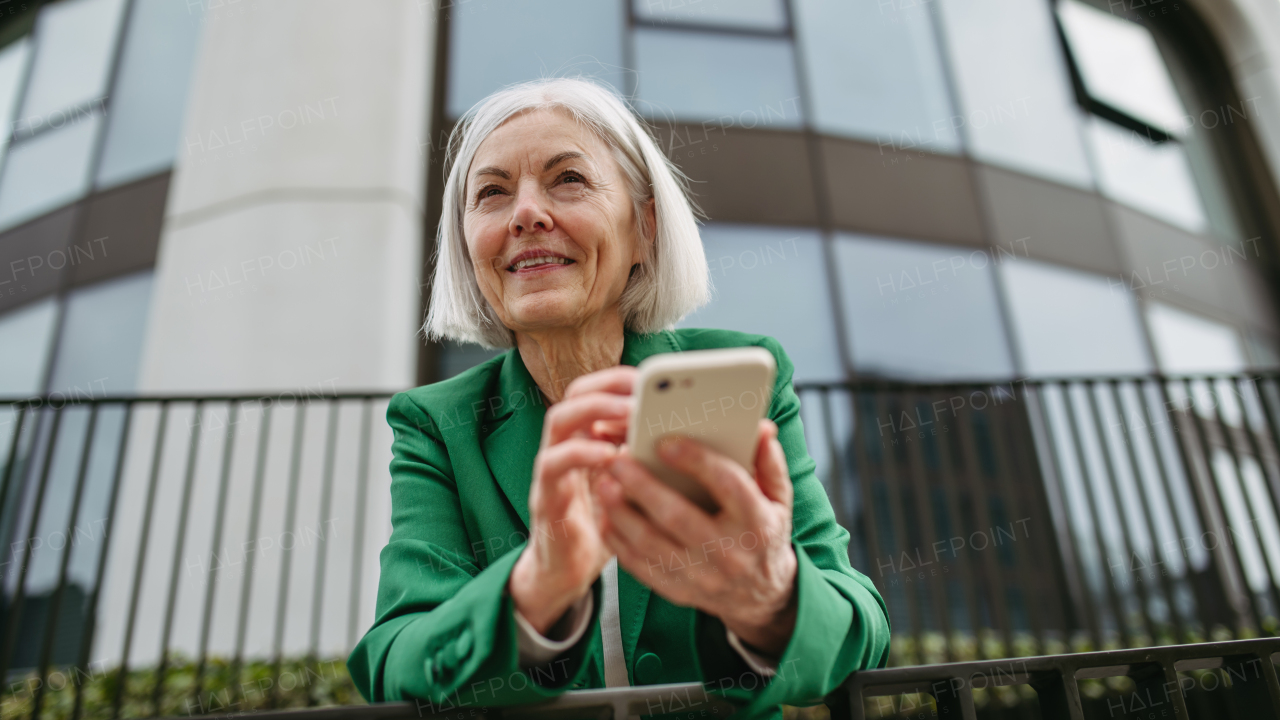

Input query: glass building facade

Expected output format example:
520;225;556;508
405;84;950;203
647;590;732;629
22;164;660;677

432;0;1280;385
0;0;205;397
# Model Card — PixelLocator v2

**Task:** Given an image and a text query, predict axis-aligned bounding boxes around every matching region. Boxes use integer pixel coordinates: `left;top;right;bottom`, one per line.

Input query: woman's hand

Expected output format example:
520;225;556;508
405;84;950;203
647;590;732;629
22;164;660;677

596;419;798;656
508;365;636;635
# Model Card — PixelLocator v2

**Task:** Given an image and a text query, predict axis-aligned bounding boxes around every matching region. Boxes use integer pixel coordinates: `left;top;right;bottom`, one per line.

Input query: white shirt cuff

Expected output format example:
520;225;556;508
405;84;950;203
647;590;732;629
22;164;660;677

725;628;779;677
514;592;594;668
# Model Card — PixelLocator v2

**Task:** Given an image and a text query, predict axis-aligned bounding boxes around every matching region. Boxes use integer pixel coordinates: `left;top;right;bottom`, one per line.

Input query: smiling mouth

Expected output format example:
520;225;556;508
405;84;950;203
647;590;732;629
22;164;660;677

507;256;575;272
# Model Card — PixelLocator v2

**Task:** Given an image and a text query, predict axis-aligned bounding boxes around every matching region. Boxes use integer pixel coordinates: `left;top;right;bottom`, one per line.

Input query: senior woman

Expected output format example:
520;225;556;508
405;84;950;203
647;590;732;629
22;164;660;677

347;78;890;718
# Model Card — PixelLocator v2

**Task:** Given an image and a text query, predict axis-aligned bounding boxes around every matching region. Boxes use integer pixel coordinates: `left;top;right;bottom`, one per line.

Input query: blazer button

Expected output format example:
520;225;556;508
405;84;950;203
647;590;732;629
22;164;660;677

635;653;663;685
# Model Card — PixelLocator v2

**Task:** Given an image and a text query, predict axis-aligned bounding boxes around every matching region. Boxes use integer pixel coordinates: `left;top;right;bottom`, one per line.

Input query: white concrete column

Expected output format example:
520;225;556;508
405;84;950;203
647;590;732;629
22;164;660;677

137;0;431;393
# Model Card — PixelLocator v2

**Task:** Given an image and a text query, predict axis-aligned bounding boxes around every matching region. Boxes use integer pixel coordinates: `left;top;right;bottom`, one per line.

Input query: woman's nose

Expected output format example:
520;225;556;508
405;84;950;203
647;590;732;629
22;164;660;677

509;185;554;236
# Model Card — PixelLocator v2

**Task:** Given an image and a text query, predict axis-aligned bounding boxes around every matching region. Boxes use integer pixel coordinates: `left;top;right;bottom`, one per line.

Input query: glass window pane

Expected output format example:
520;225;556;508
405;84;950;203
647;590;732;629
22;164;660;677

0;110;102;231
1146;301;1246;374
997;257;1151;376
936;0;1092;187
45;270;153;395
633;29;802;128
18;0;126;121
793;0;959;151
0;298;59;396
0;39;32;159
833;234;1014;381
633;0;786;31
1086;115;1206;232
446;0;625;119
1057;0;1187;135
95;0;205;188
677;225;842;382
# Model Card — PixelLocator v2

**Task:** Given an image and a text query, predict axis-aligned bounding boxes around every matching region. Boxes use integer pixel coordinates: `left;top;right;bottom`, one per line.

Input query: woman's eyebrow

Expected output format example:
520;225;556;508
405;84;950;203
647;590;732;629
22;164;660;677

543;151;586;171
472;166;509;181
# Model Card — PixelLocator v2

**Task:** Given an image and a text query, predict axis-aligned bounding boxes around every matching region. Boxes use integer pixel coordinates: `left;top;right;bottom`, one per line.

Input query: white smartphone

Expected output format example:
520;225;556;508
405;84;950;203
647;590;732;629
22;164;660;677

625;346;777;513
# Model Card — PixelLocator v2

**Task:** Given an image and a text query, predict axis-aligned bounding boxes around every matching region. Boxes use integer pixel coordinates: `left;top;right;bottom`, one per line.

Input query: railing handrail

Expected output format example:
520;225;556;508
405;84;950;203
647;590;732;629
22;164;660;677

150;638;1280;719
2;369;1278;407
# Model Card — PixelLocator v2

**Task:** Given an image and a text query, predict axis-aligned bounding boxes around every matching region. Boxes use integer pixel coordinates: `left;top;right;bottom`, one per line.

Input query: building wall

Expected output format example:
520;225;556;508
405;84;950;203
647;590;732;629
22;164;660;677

135;0;431;394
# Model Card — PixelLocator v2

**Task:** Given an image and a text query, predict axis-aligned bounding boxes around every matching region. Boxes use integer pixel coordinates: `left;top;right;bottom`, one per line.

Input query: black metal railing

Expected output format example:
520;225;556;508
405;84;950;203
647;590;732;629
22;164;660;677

1;373;1279;718
144;637;1280;719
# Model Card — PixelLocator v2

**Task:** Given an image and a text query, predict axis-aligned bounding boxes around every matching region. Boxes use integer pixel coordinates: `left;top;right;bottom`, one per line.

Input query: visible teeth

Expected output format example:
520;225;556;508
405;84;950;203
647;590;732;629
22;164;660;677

511;256;570;271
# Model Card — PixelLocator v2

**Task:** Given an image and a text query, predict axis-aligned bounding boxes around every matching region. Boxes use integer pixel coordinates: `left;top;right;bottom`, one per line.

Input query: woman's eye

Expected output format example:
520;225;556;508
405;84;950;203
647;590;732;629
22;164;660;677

560;172;584;184
477;186;503;200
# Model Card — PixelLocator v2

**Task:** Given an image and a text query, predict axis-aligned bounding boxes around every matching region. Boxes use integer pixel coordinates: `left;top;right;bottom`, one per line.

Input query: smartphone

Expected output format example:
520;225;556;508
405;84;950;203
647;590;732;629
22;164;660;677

625;346;777;513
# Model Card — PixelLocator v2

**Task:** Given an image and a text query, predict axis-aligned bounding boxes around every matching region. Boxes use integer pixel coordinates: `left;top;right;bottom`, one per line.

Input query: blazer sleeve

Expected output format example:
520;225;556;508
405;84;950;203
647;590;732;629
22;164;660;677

694;336;892;716
346;392;601;708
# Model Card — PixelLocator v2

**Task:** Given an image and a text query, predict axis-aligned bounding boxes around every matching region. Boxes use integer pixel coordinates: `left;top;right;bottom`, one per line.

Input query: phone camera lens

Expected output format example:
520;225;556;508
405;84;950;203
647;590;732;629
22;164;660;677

657;378;671;391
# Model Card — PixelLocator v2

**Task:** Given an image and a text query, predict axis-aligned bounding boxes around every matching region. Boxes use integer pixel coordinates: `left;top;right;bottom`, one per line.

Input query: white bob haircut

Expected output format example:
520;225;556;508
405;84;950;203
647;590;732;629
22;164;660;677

422;77;711;350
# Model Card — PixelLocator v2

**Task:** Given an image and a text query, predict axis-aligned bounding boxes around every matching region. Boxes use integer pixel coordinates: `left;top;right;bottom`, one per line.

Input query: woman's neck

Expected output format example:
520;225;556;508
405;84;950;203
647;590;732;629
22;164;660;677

516;312;626;405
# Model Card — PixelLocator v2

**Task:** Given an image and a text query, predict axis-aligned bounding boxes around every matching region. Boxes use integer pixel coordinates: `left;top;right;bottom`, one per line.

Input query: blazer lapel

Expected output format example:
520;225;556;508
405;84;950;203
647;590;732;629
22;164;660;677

479;329;683;672
479;348;548;531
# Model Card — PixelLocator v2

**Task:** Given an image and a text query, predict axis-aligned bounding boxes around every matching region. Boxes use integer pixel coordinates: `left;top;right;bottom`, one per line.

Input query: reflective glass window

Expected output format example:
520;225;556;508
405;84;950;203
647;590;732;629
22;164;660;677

0;39;32;159
1086;115;1207;232
45;270;154;395
833;233;1014;380
633;29;801;128
1056;0;1188;136
96;0;206;188
997;257;1151;376
792;0;959;152
633;0;786;31
446;0;625;119
0;110;102;231
936;0;1092;187
1145;301;1246;374
678;225;842;382
0;298;59;396
17;0;126;122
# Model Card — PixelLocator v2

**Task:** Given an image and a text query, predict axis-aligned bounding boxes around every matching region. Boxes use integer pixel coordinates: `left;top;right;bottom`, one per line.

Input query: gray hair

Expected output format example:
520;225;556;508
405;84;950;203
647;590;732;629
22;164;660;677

423;77;711;350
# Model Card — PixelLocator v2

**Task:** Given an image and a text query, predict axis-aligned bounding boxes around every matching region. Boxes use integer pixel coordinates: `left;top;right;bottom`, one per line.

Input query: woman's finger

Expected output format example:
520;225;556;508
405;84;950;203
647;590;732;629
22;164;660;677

542;394;631;446
753;420;793;508
563;365;639;399
536;438;620;489
607;456;717;551
598;475;687;581
655;435;763;522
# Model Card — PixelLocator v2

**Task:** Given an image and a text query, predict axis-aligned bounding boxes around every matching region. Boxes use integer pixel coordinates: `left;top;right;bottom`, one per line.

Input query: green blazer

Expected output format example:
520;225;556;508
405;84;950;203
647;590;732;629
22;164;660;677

347;328;890;718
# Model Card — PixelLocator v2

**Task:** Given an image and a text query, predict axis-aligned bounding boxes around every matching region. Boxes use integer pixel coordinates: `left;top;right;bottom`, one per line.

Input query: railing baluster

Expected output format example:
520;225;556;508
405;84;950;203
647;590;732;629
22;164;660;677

1239;377;1280;529
270;400;310;707
901;389;954;662
347;399;373;651
1181;377;1265;634
232;403;274;705
1084;380;1160;644
112;401;170;720
1247;377;1280;521
191;400;240;712
951;396;1016;657
872;388;925;664
153;401;206;715
1109;380;1188;644
32;404;97;720
1059;381;1132;648
982;383;1047;657
308;400;341;685
1026;382;1101;650
842;390;884;613
1206;378;1280;625
72;402;133;720
931;390;985;659
0;405;63;692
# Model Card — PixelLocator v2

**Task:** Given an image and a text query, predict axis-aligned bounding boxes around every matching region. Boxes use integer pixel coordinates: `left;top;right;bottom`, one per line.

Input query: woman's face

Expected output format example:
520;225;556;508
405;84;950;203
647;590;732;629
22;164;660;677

463;108;653;335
